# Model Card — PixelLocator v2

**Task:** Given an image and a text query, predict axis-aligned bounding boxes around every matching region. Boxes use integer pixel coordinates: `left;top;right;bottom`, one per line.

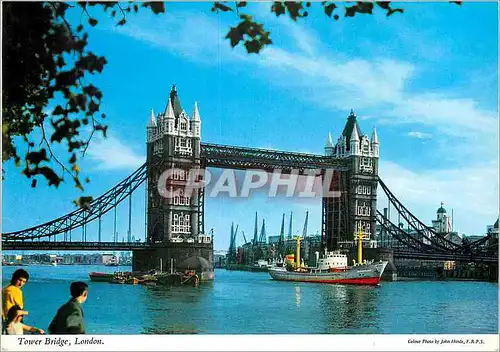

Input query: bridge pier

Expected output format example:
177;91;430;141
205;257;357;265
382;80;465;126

488;264;498;282
132;242;213;274
347;247;397;281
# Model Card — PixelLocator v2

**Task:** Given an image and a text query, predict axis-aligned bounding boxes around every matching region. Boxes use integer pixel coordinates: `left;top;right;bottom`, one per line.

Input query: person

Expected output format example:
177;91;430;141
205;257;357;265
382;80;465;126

4;305;44;335
2;269;29;321
48;282;88;334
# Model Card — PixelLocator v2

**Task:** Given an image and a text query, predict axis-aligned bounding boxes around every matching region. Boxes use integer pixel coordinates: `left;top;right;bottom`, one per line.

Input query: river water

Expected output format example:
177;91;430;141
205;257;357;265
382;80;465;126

2;265;497;334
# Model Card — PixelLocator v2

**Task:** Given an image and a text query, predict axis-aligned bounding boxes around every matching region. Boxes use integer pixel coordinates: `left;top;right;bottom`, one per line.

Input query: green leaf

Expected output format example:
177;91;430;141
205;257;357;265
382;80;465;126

95;124;108;138
345;5;357;17
376;2;391;10
284;2;303;21
324;3;337;17
271;2;286;17
355;2;374;14
387;7;404;16
37;166;62;187
26;149;49;165
212;2;233;12
226;27;244;47
88;18;98;27
244;40;262;54
74;196;93;210
52;105;65;116
143;2;165;14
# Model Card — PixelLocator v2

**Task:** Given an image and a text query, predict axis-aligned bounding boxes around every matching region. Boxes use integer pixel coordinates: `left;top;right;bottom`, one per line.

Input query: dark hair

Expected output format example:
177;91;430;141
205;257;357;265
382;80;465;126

70;282;88;298
6;305;23;325
10;269;29;285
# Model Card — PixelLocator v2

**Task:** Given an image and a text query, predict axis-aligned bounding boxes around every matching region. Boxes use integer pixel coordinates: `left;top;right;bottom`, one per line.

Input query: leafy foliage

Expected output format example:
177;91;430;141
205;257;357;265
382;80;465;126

2;2;163;207
216;1;407;54
226;15;272;54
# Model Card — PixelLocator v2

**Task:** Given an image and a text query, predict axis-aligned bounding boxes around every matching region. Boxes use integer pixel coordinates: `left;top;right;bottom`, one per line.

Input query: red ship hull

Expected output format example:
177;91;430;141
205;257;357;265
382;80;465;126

269;261;388;286
274;276;380;285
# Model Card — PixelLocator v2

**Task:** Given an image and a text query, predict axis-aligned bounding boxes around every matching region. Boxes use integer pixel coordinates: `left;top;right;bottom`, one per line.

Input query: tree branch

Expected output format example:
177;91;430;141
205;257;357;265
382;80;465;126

41;120;72;178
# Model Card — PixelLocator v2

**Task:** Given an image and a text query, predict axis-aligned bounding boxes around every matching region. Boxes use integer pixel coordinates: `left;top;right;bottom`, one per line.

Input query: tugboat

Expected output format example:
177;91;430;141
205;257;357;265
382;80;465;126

269;229;388;285
105;257;119;266
248;259;273;272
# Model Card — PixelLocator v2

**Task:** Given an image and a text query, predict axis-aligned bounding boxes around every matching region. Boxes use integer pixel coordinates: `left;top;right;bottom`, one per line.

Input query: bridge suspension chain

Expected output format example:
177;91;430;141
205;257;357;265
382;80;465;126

377;211;497;263
378;177;462;252
3;163;147;241
376;210;445;253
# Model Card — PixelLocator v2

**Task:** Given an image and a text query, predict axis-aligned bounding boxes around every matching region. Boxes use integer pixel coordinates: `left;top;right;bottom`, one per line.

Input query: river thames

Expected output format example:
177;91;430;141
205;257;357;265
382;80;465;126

2;265;497;334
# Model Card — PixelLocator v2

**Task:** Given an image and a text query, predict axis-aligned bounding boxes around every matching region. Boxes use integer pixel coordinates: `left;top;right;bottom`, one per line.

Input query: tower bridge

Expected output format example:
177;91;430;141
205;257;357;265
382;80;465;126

2;86;497;275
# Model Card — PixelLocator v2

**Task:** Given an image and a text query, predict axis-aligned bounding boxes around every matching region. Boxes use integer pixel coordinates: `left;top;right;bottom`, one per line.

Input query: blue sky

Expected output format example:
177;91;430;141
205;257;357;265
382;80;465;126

2;2;498;252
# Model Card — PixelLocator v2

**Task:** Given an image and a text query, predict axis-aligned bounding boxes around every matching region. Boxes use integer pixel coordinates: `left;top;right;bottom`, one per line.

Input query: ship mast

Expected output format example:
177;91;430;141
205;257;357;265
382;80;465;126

354;227;368;265
295;236;302;269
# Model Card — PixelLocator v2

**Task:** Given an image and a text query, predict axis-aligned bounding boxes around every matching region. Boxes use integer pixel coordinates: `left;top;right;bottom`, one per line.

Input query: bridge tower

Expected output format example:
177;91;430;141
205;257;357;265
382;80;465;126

134;85;212;273
323;110;379;249
146;85;202;243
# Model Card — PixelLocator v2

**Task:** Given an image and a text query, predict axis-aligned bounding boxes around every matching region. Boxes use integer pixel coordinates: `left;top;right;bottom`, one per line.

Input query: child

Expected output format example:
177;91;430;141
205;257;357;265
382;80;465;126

4;305;44;335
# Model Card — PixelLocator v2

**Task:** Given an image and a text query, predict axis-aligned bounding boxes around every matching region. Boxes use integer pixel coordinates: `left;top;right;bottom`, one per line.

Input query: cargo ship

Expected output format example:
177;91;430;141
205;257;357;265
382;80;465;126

269;230;388;285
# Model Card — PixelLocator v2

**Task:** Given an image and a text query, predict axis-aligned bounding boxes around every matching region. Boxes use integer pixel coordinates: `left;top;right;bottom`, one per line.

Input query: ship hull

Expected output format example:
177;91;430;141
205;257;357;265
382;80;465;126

269;261;388;285
89;272;115;282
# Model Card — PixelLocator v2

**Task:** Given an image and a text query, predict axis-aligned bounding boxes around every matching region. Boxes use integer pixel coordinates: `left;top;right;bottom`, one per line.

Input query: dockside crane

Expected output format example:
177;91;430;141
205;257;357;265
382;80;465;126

288;211;293;240
302;211;309;238
279;213;285;242
227;223;236;263
253;212;259;246
242;231;248;245
259;219;267;244
278;213;285;257
234;224;239;248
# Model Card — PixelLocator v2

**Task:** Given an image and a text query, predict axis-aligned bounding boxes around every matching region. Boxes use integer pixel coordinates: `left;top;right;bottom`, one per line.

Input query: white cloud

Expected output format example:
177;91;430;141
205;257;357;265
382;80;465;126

389;95;497;138
113;11;249;65
85;133;145;171
378;160;498;234
253;48;414;110
111;8;496;148
407;131;432;139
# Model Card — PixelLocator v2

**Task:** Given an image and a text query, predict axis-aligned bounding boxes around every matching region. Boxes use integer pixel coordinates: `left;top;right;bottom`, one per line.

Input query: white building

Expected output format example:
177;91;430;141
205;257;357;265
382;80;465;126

102;254;118;265
486;219;498;238
431;202;452;234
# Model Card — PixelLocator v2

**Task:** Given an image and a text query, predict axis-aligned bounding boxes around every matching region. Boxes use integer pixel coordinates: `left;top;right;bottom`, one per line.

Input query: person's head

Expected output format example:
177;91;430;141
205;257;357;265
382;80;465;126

6;305;28;325
70;282;88;303
10;269;29;287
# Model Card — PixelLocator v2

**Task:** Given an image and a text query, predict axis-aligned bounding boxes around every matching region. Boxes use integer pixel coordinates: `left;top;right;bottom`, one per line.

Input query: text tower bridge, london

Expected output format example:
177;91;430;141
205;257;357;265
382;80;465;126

3;86;498;273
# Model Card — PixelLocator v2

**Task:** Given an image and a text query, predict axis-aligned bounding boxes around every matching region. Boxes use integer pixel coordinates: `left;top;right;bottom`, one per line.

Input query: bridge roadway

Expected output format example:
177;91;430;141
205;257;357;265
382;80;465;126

200;143;348;172
391;248;497;264
1;241;147;251
2;241;497;264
